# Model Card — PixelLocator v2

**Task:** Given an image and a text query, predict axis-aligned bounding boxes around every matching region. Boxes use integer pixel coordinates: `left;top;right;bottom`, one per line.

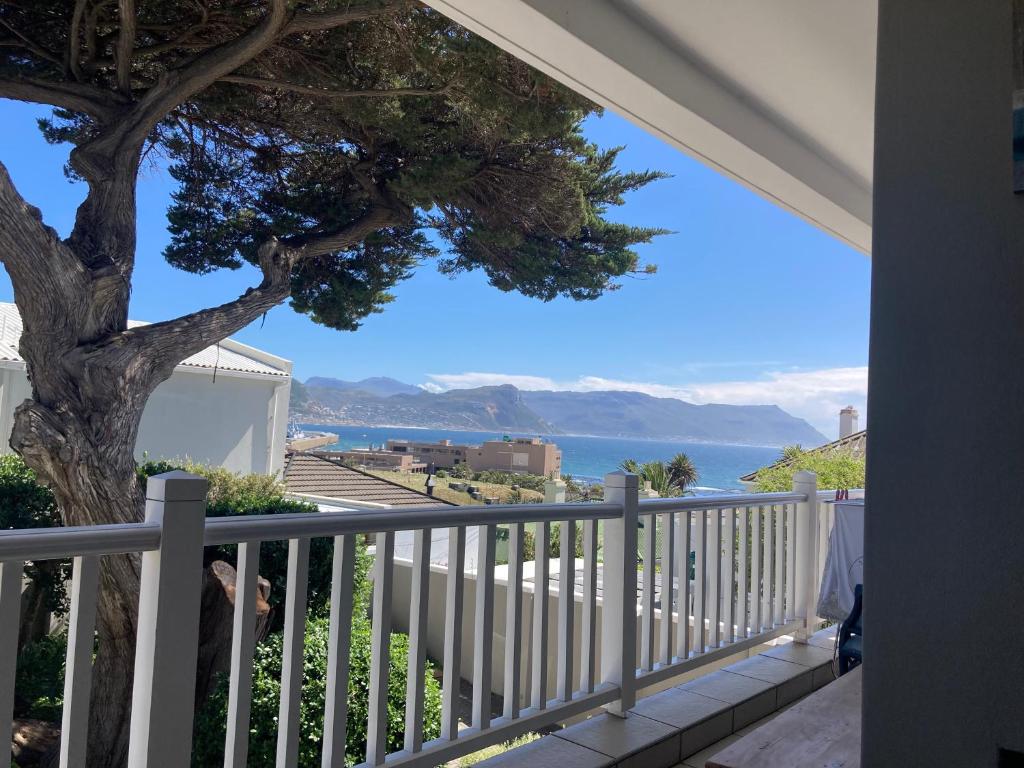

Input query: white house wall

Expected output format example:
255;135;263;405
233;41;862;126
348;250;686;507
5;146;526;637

0;365;289;477
137;369;289;476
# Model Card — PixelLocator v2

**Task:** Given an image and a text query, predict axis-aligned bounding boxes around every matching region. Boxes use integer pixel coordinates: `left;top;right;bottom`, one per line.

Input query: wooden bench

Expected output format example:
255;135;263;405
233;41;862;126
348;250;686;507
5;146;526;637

706;667;861;768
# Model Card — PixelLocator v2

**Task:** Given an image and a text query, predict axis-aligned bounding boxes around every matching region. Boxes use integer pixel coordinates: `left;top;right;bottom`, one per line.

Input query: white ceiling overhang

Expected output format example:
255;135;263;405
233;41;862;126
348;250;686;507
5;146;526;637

425;0;876;254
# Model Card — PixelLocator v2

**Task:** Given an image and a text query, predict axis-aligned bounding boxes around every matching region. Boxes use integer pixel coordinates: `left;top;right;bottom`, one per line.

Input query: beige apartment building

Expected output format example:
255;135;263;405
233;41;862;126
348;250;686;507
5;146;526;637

311;449;426;473
386;436;561;477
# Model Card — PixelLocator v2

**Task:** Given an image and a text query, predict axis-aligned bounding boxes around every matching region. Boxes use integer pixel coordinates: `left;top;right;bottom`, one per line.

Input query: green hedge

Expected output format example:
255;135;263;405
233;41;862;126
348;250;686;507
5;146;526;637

0;455;68;616
192;614;442;767
138;461;370;628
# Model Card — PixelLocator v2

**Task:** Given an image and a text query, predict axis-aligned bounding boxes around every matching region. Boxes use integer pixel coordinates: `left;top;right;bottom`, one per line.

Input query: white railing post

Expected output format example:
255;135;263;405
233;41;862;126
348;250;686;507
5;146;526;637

128;470;209;768
601;471;638;716
792;470;818;642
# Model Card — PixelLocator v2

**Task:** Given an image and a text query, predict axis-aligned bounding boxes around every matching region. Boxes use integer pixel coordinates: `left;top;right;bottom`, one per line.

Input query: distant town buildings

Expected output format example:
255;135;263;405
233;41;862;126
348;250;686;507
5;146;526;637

384;436;562;476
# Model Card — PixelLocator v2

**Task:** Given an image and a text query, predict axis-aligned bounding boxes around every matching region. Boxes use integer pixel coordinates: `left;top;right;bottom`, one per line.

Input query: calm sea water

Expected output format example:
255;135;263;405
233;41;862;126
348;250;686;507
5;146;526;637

297;424;781;491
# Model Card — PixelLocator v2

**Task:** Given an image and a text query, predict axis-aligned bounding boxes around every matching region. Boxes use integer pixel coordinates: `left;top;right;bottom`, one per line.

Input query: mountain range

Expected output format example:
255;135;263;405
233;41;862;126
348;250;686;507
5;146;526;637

291;376;827;447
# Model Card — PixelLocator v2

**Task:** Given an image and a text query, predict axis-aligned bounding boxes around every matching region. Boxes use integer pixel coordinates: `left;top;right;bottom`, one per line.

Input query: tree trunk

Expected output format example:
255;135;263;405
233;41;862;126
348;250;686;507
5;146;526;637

12;391;147;768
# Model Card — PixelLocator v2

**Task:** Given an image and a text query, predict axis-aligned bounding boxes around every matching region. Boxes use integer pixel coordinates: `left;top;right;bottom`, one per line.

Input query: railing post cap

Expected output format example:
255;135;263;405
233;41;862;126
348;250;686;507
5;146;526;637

792;470;817;483
604;471;639;489
145;470;209;502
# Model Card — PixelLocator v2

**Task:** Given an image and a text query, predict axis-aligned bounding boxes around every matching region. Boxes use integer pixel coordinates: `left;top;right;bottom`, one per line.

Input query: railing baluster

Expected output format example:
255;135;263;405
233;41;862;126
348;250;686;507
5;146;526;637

405;528;432;752
786;503;797;620
659;512;675;666
762;505;774;629
751;505;763;633
708;509;721;648
60;555;99;768
323;535;356;768
225;542;260;768
675;511;691;659
692;510;706;654
472;525;497;730
276;537;311;768
366;532;395;766
531;520;550;709
579;520;598;693
737;508;749;639
0;559;20;767
640;512;656;671
441;527;466;741
504;523;525;717
724;508;736;643
556;519;576;701
774;504;785;626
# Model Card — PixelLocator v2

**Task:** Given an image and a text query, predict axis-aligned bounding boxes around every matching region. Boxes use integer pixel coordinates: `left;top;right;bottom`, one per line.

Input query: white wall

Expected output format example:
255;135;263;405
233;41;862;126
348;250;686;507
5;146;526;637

867;1;1024;763
0;365;290;477
387;557;757;705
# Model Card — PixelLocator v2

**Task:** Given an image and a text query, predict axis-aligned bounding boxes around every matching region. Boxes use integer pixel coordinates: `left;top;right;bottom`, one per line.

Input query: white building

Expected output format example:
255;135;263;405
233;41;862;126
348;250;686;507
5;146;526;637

0;303;291;476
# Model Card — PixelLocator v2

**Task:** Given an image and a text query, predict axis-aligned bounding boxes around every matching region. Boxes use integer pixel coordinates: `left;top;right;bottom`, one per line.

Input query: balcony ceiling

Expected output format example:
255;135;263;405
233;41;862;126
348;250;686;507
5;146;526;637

424;0;877;254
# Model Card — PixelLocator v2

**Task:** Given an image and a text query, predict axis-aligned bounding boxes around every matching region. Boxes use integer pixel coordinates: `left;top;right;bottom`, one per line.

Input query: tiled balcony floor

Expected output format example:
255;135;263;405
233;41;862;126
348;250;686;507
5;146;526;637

477;627;839;768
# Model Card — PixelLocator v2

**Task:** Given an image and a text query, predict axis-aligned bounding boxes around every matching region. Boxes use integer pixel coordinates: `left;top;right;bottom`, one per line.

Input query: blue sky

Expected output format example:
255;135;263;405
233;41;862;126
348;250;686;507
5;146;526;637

0;100;869;438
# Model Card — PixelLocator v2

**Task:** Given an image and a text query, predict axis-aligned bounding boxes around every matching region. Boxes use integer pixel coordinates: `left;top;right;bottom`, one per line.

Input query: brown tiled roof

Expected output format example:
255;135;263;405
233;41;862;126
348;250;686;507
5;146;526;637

739;429;868;483
284;452;454;507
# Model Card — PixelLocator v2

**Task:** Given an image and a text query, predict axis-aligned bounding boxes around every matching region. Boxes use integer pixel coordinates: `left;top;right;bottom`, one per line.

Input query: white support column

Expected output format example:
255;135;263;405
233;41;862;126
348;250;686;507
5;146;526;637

792;471;819;642
128;471;209;768
601;471;638;717
543;479;566;504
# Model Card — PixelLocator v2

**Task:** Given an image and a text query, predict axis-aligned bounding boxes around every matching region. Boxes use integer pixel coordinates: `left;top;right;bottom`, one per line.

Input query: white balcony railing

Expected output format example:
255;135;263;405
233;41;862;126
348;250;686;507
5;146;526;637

0;469;845;768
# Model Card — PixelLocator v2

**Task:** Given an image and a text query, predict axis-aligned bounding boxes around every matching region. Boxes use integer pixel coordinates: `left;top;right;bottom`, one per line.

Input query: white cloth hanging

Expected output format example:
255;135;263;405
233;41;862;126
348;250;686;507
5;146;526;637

816;500;865;621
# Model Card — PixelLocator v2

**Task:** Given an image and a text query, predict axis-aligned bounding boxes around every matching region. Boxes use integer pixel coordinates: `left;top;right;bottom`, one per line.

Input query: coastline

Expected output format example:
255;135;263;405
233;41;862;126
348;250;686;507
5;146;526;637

293;418;790;450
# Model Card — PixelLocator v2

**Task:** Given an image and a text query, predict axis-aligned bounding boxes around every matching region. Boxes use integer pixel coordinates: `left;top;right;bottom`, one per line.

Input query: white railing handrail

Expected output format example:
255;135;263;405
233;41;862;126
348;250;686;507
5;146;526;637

638;490;807;513
204;500;621;547
0;489;863;564
0;521;161;562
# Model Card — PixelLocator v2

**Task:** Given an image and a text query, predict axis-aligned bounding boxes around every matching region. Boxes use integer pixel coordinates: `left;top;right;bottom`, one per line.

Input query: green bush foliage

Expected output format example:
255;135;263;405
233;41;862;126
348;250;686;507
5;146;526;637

138;461;370;627
14;633;67;722
0;455;68;615
472;470;547;492
521;521;584;561
753;449;865;492
192;615;441;767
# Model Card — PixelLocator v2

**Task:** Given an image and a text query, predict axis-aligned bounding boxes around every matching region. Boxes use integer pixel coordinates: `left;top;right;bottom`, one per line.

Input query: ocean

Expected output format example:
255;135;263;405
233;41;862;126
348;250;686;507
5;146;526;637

297;424;782;491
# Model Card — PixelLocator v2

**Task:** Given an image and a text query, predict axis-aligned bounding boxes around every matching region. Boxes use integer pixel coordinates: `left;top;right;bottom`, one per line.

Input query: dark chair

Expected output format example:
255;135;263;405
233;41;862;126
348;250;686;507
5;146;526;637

837;583;863;675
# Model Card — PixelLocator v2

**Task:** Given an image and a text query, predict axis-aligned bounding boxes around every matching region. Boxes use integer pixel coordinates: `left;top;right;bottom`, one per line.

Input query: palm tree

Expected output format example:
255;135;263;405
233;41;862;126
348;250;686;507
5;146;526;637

667;453;698;493
618;453;699;497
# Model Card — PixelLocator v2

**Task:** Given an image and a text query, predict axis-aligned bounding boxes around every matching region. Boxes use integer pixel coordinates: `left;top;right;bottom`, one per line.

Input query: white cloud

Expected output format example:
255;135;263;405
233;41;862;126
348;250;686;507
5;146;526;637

421;366;868;439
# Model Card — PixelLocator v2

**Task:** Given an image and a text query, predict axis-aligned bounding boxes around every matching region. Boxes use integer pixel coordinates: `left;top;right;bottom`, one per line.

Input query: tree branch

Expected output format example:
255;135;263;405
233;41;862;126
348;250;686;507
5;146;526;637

68;0;87;80
109;0;288;153
115;0;136;94
0;162;89;321
217;74;453;100
282;1;415;35
120;202;400;372
0;76;121;118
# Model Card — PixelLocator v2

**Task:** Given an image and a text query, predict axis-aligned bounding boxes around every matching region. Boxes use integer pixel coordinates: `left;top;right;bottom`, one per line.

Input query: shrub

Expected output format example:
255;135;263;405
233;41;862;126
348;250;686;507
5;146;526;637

14;633;67;722
138;460;371;627
753;450;865;492
521;521;584;561
192;615;442;767
0;455;68;617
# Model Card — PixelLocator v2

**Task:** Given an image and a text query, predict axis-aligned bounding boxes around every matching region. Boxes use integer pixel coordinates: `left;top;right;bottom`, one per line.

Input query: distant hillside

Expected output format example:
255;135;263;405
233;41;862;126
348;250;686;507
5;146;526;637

292;378;827;447
521;390;826;445
305;376;423;399
298;382;557;433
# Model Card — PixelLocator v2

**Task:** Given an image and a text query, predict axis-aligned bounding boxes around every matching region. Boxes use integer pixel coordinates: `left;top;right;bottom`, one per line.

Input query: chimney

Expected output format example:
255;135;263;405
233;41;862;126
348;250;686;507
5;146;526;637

839;405;859;438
